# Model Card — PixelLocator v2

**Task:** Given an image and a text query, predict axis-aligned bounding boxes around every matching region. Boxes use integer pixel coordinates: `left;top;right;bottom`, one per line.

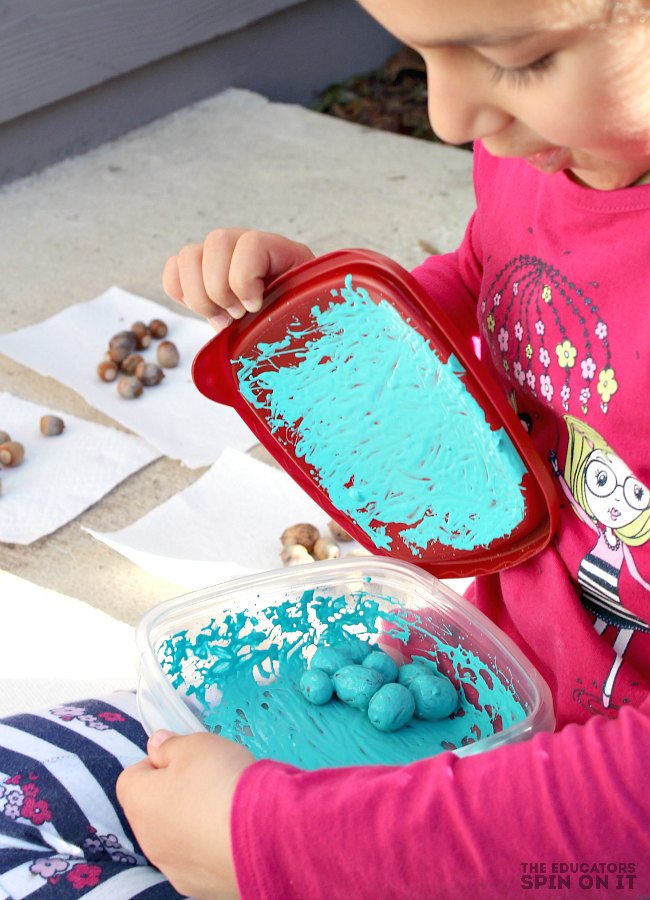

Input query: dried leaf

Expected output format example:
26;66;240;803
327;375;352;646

314;45;471;149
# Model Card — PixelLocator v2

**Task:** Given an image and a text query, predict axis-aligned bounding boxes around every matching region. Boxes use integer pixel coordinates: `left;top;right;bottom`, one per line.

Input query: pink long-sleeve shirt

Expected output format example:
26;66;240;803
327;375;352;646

231;143;650;898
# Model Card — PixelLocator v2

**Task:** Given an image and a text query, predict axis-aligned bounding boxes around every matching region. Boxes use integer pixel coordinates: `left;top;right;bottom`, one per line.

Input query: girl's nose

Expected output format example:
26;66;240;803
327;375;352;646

424;48;513;146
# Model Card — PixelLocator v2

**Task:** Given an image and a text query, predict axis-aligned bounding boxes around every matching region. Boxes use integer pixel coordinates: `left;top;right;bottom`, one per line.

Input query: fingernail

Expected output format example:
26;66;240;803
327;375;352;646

226;305;246;320
149;729;176;749
241;298;263;313
208;311;232;332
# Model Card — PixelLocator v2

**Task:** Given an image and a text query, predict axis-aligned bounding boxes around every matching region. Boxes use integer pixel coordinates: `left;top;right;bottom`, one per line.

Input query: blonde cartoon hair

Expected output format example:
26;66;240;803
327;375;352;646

563;415;650;546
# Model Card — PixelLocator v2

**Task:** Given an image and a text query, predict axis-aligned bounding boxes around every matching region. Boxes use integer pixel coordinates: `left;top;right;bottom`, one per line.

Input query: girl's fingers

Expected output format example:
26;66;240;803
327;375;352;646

202;228;250;319
229;232;315;312
163;230;315;333
176;243;223;320
162;256;184;304
148;730;176;752
207;309;234;334
163;252;233;332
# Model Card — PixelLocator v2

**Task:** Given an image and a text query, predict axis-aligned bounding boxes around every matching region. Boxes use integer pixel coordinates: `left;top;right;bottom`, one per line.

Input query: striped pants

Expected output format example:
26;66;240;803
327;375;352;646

0;692;186;899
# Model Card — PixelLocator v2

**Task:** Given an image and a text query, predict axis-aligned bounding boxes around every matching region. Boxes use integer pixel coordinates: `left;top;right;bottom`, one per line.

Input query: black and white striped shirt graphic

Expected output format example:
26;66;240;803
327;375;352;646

578;553;650;633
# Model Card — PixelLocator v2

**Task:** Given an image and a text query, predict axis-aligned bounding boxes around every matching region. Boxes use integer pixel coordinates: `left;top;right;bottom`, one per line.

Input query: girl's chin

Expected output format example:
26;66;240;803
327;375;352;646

565;161;650;191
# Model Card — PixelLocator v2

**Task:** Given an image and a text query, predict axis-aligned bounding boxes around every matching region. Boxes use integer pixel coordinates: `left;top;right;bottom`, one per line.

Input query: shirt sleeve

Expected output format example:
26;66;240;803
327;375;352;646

411;213;481;356
409;143;485;350
410;210;483;353
231;696;650;899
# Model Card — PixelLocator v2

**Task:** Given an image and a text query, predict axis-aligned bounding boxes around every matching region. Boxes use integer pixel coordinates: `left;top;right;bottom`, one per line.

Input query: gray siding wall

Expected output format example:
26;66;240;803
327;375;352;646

0;0;398;185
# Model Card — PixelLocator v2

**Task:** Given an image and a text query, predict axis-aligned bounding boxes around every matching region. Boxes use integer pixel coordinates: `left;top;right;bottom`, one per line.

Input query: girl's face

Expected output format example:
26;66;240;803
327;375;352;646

358;0;650;190
584;450;649;530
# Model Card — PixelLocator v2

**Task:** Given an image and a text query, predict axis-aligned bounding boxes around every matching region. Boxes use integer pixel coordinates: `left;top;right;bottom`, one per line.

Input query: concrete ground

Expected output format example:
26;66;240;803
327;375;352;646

0;88;475;709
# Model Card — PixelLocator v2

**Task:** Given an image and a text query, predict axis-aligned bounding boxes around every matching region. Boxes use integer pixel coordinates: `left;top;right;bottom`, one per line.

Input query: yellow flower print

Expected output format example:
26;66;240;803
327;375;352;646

556;339;577;368
525;343;533;360
597;368;618;404
502;359;509;373
542;284;552;304
486;313;495;333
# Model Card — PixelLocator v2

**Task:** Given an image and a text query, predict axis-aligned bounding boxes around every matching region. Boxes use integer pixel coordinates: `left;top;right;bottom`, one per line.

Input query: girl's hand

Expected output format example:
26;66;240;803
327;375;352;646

116;731;254;900
162;229;315;332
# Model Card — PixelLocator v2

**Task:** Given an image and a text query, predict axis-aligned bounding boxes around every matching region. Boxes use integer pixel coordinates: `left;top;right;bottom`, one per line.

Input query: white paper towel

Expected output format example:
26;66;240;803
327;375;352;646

0;287;256;467
0;571;136;716
86;447;362;589
0;392;160;544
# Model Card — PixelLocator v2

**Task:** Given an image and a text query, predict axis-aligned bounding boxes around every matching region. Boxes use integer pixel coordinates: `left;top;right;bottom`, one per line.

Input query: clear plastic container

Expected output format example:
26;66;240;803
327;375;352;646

137;557;554;764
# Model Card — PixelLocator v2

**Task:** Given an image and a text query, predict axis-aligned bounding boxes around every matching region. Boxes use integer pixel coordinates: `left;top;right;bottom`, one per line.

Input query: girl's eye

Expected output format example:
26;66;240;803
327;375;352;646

624;477;649;512
487;52;556;88
585;459;615;497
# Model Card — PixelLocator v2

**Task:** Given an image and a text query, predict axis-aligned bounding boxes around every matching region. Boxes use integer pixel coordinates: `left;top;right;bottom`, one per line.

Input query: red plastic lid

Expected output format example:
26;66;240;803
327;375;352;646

193;249;559;577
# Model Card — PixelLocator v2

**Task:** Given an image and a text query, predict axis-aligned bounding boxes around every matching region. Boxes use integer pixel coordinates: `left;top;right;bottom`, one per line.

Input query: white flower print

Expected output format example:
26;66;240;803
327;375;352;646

513;360;525;386
581;357;596;380
539;347;551;368
535;320;545;336
540;374;553;401
560;383;571;411
526;370;536;391
51;706;86;719
595;321;608;340
514;321;523;341
512;282;519;296
493;291;502;307
497;327;509;351
580;387;591;405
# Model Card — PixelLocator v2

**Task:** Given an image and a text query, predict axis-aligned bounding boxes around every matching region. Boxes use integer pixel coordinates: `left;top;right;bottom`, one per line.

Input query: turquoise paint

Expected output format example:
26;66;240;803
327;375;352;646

299;668;333;705
236;275;527;554
362;650;399;684
159;585;527;768
367;683;416;732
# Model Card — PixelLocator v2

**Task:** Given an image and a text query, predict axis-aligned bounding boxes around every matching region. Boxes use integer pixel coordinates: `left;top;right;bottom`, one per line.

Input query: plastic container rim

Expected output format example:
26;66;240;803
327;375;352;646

136;557;555;754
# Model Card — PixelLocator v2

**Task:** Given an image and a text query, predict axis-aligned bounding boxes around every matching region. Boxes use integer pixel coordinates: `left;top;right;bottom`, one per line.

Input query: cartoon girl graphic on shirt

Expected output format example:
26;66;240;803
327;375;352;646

551;416;650;708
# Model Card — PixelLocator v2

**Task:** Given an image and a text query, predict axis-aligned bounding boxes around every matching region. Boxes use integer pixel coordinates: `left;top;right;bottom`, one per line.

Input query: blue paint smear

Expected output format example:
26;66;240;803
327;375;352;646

159;587;528;768
236;276;527;554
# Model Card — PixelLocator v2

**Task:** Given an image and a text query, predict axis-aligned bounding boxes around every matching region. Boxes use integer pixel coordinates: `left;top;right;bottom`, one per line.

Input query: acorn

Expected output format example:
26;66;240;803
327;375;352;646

328;519;354;542
116;375;144;399
131;321;152;350
156;340;180;368
281;544;314;566
280;523;320;554
313;536;340;560
97;359;119;382
0;441;25;466
40;415;65;436
108;330;137;363
0;430;10;444
121;353;144;375
149;318;168;339
135;361;165;386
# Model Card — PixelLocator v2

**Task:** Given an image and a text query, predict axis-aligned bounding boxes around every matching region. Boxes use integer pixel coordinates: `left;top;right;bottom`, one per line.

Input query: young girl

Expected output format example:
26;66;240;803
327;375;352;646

3;0;650;897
